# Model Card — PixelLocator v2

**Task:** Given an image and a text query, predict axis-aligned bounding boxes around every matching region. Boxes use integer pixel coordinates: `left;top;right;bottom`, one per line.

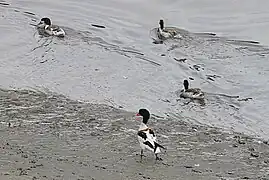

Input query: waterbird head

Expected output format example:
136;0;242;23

136;109;150;124
159;19;164;30
37;17;51;27
183;79;189;90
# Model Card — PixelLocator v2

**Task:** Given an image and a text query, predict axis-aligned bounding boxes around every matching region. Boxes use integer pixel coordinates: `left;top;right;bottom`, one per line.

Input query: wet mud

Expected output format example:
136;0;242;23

0;88;268;180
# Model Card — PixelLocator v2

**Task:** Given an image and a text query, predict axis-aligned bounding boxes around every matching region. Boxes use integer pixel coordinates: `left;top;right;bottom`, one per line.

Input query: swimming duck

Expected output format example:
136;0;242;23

180;79;204;99
157;19;181;40
37;17;65;37
136;109;166;161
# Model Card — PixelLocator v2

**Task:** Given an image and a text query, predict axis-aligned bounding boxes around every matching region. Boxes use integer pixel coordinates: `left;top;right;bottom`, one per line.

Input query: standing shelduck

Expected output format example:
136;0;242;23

136;109;166;161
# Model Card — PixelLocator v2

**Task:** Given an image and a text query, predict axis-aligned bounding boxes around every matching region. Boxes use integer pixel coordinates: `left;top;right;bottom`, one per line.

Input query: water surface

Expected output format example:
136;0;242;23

1;0;269;138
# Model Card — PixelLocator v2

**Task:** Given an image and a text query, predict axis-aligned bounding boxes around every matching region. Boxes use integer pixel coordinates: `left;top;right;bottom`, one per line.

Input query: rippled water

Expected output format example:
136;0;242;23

1;0;269;138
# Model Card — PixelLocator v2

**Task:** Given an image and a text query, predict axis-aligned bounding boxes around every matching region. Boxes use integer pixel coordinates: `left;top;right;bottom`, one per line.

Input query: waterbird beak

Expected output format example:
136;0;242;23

135;113;142;120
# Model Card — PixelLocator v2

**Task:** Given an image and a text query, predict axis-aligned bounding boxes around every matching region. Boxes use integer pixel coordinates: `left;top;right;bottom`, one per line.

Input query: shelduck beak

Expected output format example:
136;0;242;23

135;113;142;120
36;21;42;26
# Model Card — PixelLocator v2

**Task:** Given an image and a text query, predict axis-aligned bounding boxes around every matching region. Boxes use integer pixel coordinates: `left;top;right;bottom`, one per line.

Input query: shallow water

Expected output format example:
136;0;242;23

1;0;269;138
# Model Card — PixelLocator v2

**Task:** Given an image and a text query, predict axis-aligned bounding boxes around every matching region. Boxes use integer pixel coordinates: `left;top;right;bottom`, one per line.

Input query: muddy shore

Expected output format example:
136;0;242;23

0;88;269;180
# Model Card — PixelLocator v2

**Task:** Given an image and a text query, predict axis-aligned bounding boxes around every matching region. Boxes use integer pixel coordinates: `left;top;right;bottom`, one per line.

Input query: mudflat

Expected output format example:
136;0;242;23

0;88;268;180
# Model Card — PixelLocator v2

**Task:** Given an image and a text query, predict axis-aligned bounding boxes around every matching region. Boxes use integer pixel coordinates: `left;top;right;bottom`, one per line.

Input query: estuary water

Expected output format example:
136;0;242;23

1;0;269;138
